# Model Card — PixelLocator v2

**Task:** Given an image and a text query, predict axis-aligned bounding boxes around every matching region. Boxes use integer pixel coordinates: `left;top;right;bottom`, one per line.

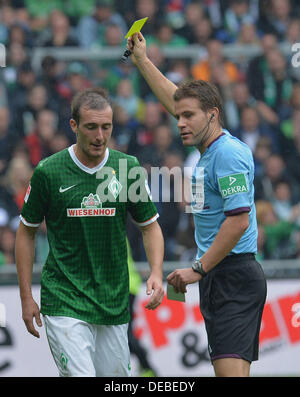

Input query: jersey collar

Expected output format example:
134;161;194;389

68;145;109;174
206;132;226;150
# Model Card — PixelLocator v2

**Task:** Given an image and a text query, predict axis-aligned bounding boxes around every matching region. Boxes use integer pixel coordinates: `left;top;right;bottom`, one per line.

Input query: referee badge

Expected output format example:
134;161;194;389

218;173;248;199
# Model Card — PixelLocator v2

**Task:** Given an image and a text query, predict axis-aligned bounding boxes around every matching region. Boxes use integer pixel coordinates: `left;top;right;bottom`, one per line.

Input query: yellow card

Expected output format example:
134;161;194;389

124;17;148;38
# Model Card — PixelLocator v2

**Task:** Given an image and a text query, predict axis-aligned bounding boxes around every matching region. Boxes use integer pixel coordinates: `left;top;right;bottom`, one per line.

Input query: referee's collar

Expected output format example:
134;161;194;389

206;132;226;150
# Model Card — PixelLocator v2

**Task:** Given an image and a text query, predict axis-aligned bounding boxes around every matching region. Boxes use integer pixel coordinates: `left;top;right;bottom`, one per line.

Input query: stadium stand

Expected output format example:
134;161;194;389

0;0;300;266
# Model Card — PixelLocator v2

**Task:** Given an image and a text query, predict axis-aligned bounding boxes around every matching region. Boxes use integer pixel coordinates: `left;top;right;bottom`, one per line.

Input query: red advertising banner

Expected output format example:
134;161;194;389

0;280;299;376
132;280;300;376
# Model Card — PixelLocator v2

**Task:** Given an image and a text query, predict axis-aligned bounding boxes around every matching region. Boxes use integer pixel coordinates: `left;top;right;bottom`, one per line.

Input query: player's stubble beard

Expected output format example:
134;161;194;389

75;130;108;165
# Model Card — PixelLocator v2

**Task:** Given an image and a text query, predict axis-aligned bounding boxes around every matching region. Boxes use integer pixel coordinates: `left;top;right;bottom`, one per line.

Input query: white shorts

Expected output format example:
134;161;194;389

44;315;131;377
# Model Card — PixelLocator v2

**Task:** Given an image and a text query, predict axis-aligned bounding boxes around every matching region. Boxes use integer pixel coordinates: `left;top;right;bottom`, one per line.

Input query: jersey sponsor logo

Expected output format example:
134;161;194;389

67;207;116;217
59;184;77;193
218;173;248;198
24;183;31;203
81;193;101;209
67;193;116;217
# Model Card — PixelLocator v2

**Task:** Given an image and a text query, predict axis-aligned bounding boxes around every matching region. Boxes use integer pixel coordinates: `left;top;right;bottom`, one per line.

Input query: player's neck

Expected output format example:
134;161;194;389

74;144;107;169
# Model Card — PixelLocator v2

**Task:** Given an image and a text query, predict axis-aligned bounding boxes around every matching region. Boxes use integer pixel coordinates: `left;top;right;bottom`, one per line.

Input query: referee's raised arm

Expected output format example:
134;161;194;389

128;32;178;117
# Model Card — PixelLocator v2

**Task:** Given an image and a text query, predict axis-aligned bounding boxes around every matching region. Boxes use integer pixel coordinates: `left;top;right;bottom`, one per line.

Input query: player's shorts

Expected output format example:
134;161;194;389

43;315;131;377
199;253;267;363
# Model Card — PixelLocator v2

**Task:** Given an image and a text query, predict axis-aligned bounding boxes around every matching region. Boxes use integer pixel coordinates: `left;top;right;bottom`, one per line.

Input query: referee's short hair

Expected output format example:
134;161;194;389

173;79;224;126
71;87;112;125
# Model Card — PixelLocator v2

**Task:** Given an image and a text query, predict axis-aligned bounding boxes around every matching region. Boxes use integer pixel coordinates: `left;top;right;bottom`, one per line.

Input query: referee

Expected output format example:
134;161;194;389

128;33;267;377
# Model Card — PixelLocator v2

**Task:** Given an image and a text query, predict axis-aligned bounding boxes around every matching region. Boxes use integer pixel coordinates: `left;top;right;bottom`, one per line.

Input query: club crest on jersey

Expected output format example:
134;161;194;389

108;176;122;199
67;193;116;217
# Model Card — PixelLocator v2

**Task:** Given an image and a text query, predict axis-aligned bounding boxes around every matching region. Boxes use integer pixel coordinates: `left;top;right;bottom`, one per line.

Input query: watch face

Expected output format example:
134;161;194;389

193;260;206;276
192;262;201;273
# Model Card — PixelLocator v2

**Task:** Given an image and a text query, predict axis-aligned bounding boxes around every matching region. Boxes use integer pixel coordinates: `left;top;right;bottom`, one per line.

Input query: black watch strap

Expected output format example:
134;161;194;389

192;260;207;277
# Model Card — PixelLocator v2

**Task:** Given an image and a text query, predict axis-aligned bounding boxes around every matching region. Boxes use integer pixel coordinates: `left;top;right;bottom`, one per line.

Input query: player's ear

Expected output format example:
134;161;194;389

70;118;78;134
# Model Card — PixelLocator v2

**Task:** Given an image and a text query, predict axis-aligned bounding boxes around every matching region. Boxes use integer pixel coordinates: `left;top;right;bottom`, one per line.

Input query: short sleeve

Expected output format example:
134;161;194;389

214;145;253;216
21;164;49;226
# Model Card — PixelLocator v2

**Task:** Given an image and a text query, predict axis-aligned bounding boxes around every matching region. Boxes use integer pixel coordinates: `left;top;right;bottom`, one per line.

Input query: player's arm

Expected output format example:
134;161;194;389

139;220;164;310
167;212;249;293
128;32;178;117
15;221;42;338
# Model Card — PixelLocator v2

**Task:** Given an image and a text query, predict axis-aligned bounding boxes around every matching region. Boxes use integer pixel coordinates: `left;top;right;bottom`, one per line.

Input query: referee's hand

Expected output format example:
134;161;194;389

167;268;201;294
127;32;147;65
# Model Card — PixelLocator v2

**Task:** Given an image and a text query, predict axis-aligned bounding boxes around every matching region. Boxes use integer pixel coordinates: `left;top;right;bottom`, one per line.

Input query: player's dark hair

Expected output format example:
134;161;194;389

173;80;224;125
71;87;112;125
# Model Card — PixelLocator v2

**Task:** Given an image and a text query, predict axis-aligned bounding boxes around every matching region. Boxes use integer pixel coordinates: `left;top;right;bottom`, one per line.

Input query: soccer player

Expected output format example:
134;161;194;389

15;87;164;377
128;33;267;377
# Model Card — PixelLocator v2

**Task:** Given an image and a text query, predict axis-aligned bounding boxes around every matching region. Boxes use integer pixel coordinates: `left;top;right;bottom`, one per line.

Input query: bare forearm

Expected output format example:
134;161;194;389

141;221;164;277
141;221;165;309
129;33;178;116
136;57;177;116
15;223;42;337
15;224;37;299
201;214;249;272
167;214;250;293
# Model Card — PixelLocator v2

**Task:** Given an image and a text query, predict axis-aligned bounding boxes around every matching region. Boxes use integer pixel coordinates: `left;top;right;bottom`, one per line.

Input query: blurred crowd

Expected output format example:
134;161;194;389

0;0;300;266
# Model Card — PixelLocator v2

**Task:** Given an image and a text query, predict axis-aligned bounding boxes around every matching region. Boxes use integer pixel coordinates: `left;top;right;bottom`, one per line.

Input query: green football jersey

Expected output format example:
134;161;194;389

21;146;158;325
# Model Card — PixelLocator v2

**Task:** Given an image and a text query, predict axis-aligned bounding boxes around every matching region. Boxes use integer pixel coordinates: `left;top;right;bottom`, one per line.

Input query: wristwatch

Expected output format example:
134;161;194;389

192;259;207;278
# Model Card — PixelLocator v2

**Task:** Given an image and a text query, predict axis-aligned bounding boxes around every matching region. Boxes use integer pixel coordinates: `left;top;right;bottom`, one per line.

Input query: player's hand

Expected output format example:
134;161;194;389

167;268;201;294
145;273;164;310
127;32;147;65
21;296;42;338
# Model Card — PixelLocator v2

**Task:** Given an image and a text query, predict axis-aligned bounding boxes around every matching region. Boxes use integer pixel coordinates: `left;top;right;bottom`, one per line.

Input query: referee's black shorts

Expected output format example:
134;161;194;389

199;253;267;363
